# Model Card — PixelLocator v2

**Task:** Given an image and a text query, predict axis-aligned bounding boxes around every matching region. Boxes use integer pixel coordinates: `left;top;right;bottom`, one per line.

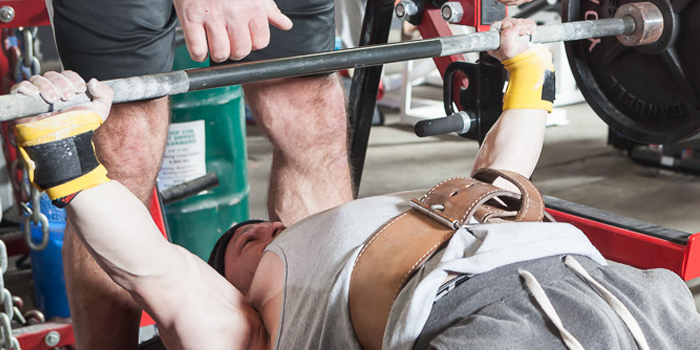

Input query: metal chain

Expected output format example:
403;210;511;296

11;27;48;251
28;186;39;225
0;291;12;324
20;28;35;67
13;27;40;81
0;314;19;350
8;159;29;206
0;27;40;349
0;27;41;350
0;242;6;278
21;189;49;251
0;241;20;350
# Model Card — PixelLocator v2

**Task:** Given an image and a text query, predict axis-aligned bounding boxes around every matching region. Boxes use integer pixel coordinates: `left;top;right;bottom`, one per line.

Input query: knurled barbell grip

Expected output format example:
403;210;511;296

0;70;190;122
439;17;635;56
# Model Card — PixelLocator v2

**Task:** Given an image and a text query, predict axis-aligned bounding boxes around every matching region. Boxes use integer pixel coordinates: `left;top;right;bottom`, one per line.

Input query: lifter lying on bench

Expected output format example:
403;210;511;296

12;18;700;350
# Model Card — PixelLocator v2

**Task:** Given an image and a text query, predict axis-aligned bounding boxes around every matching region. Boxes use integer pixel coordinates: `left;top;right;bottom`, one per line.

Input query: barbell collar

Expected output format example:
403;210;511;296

615;2;664;46
0;2;660;121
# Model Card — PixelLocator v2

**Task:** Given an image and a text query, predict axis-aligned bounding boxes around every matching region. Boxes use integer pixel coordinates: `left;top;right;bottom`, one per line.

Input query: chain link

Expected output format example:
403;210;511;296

0;313;11;350
0;241;6;276
8;159;29;205
15;27;40;78
0;239;20;350
28;188;39;225
21;195;49;251
22;187;49;251
0;313;19;350
20;189;50;251
13;56;39;82
20;28;33;68
1;291;12;324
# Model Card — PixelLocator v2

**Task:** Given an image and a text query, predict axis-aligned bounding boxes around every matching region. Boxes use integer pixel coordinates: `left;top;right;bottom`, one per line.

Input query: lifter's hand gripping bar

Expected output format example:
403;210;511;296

0;2;660;121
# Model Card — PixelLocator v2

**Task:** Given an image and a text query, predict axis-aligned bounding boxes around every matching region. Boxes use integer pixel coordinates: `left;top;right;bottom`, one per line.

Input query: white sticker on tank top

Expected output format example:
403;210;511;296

157;120;206;190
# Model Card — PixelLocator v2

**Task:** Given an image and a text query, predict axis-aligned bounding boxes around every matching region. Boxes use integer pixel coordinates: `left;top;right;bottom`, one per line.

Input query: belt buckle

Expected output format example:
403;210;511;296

409;198;462;230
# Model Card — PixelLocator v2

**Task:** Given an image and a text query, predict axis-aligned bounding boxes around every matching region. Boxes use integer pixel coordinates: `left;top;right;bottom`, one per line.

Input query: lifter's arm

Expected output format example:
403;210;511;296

12;73;269;350
68;182;268;350
472;109;547;178
471;18;553;181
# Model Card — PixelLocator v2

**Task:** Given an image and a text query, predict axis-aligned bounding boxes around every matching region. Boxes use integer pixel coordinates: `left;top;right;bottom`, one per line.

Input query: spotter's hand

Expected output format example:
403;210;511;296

173;0;293;62
487;18;537;62
10;71;113;123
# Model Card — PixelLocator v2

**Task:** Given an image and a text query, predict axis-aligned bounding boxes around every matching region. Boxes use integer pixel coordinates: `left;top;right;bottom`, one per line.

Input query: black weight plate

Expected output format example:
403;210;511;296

563;0;700;144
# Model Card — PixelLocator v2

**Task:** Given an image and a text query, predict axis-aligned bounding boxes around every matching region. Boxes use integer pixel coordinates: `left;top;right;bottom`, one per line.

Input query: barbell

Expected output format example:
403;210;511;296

0;2;669;134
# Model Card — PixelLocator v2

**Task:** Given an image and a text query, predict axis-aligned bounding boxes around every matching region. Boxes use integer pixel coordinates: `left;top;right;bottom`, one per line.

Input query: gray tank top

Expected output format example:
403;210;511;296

265;190;605;350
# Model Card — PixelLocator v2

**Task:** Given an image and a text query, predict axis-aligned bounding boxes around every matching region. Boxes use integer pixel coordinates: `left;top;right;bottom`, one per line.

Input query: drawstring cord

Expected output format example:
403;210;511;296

519;256;650;350
563;256;650;350
519;269;585;350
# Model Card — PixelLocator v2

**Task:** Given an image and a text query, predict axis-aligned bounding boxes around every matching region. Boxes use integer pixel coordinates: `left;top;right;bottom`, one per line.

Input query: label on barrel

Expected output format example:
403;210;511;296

158;120;207;190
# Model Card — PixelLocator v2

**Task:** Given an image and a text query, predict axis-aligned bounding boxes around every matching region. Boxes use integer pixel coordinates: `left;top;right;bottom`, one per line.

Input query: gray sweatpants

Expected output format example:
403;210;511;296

414;256;700;350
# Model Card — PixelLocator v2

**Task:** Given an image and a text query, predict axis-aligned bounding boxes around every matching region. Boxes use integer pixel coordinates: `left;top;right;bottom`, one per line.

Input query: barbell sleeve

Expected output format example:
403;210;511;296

531;17;635;45
0;15;640;121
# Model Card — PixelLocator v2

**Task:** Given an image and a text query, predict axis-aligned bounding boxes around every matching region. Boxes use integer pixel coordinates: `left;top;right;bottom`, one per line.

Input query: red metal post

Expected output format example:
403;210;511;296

682;233;700;280
140;187;168;327
417;9;469;88
148;188;168;238
0;0;50;29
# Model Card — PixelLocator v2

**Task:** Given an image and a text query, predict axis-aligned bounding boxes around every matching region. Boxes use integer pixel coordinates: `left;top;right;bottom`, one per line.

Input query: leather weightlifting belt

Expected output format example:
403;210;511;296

348;168;552;350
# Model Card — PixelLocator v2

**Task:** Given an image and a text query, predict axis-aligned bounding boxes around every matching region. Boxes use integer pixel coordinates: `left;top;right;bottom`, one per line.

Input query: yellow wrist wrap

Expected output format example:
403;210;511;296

14;110;110;202
502;45;555;113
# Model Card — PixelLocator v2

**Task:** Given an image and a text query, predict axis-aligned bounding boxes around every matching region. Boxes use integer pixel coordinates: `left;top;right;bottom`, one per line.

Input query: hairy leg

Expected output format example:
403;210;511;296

244;74;353;225
62;97;170;349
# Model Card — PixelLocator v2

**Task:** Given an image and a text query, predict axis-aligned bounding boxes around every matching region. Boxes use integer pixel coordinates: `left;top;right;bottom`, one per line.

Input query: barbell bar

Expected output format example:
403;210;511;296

0;2;663;121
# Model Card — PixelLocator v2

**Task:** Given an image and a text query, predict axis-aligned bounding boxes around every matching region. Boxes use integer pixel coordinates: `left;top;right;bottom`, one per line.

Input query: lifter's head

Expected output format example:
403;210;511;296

208;220;286;294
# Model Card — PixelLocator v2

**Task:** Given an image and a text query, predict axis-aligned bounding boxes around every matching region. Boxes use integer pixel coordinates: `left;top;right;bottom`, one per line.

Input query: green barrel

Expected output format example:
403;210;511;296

160;47;250;261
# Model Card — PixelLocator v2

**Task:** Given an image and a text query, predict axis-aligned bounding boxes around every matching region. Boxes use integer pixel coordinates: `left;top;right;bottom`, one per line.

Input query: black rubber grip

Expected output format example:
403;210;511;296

414;112;471;137
160;172;220;205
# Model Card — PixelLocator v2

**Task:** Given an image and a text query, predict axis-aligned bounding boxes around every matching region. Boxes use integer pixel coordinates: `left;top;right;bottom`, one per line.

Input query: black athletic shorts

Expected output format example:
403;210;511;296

50;0;335;80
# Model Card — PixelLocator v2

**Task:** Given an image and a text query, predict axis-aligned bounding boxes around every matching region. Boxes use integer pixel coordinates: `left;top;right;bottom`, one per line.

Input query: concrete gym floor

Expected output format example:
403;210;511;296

245;83;700;308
